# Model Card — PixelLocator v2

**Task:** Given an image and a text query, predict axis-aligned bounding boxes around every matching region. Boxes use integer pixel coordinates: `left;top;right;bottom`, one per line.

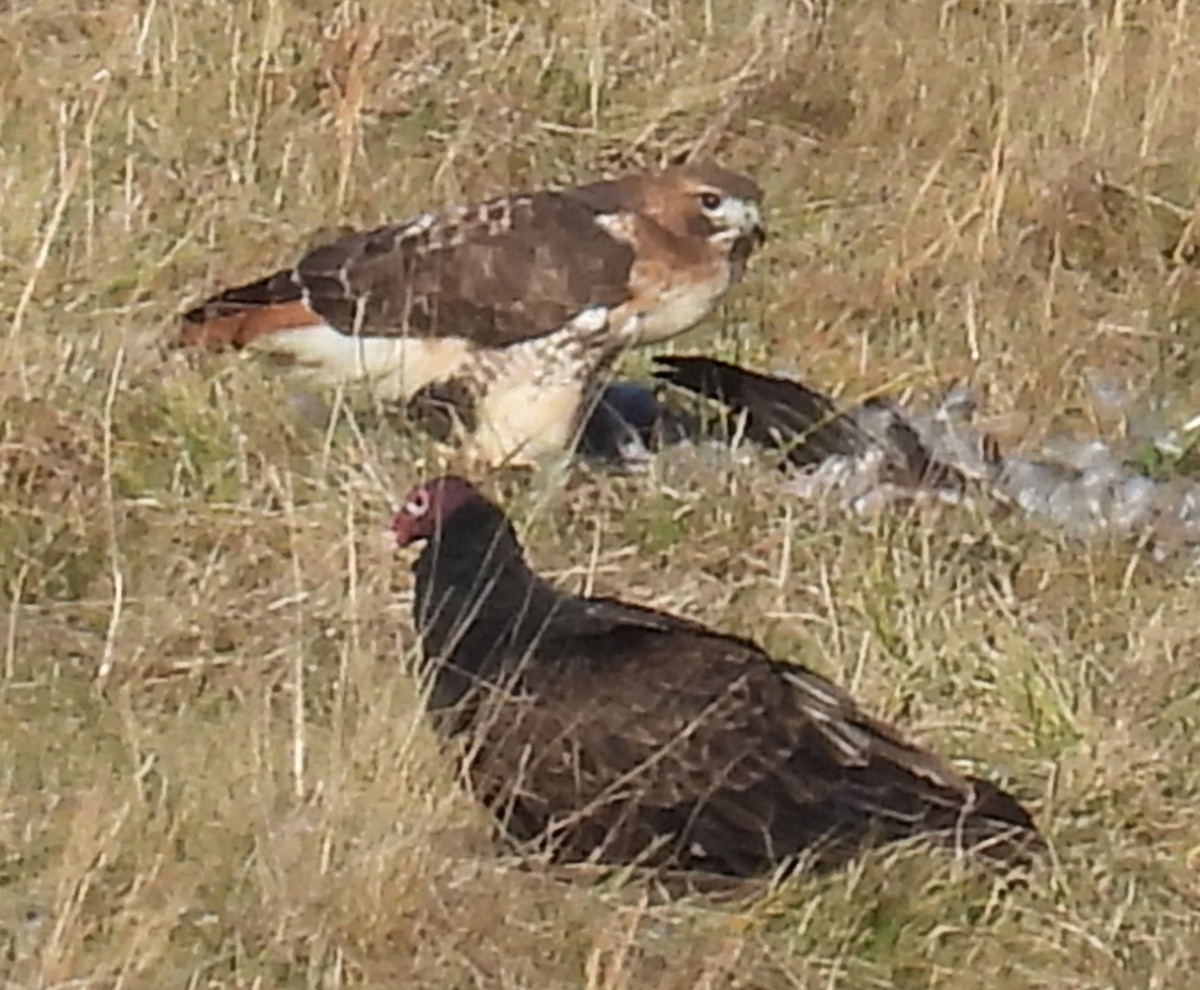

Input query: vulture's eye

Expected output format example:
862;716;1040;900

698;191;723;211
406;491;430;517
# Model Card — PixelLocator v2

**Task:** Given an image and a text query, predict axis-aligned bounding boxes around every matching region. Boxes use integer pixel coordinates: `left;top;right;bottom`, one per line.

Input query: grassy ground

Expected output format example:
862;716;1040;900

3;0;1200;986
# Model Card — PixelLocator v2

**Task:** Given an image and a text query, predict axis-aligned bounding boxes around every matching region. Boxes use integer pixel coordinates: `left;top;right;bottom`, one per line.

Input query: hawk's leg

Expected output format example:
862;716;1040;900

472;374;587;467
406;378;479;445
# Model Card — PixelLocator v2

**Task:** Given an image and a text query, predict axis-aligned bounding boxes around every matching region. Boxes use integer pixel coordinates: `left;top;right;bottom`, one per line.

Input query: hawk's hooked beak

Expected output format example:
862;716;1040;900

728;203;767;273
710;199;766;247
750;200;768;244
738;202;767;248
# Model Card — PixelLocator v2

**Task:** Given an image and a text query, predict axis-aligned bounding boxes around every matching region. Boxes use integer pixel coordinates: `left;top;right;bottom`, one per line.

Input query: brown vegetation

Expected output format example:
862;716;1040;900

3;1;1200;987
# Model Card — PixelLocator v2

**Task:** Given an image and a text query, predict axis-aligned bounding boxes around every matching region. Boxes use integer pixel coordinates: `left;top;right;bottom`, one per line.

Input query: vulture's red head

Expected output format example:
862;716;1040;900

391;475;484;547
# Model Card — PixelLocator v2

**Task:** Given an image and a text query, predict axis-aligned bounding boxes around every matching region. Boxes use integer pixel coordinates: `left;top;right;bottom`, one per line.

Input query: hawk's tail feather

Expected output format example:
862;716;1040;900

177;269;312;350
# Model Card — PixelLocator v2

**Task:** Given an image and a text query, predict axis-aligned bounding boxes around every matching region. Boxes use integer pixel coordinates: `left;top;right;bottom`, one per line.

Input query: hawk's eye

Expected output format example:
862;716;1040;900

697;191;723;211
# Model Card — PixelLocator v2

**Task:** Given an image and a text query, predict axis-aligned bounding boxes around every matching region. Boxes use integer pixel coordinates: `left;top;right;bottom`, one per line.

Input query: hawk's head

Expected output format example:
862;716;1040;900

647;164;767;260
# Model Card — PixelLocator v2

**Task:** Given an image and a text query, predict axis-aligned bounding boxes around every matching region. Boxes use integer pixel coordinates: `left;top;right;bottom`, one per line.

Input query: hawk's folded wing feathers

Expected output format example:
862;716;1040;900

181;191;638;350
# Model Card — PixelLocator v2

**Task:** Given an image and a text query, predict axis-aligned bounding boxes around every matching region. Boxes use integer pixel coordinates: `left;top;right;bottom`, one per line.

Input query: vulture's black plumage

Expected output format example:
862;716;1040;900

654;354;975;490
392;476;1044;879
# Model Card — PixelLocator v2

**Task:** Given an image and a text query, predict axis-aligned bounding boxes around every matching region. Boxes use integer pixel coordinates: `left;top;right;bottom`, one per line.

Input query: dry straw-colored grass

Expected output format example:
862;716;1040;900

3;0;1200;986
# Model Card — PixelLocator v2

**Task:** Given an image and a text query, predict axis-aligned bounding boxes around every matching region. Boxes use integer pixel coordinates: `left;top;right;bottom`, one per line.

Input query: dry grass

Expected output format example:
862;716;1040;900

3;0;1200;986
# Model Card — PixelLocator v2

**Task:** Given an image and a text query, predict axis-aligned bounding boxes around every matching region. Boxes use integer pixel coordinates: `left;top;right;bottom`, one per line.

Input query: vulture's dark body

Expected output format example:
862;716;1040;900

411;501;1042;877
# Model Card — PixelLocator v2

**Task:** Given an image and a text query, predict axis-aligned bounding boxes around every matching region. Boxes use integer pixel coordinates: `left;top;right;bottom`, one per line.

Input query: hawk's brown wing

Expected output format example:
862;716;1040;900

179;188;637;350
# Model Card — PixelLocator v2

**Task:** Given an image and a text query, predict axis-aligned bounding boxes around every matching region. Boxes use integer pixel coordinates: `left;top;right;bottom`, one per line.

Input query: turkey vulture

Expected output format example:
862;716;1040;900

653;355;986;492
391;475;1044;879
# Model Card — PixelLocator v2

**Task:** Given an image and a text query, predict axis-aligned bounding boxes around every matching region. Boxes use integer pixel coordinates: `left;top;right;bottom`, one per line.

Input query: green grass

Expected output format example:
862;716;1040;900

4;0;1200;986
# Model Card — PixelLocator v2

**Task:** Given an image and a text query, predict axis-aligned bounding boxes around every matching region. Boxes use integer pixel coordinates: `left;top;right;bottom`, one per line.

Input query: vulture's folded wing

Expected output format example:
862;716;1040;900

495;610;1043;867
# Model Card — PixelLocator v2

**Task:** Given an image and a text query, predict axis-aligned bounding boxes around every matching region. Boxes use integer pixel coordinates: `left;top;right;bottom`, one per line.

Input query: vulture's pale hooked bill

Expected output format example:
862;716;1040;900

391;475;1045;880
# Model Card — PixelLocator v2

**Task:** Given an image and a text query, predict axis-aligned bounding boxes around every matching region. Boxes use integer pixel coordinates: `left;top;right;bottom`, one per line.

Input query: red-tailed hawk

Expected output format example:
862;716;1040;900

390;475;1045;880
178;165;766;465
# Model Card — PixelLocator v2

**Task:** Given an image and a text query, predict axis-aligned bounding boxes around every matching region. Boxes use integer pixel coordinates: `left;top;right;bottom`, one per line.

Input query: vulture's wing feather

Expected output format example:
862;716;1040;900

481;604;1040;868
